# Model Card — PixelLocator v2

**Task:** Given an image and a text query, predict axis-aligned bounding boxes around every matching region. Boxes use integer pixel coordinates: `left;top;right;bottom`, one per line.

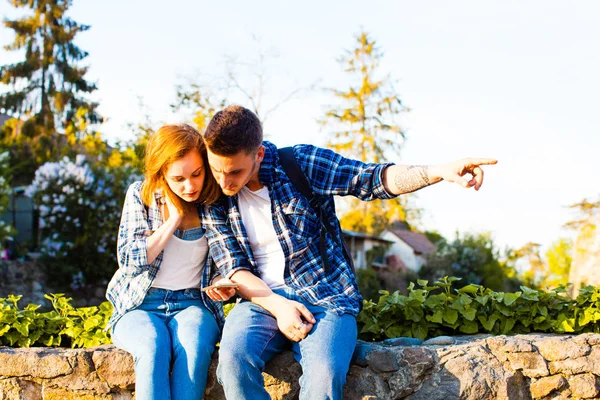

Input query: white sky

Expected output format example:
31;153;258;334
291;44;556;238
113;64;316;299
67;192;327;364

1;0;599;254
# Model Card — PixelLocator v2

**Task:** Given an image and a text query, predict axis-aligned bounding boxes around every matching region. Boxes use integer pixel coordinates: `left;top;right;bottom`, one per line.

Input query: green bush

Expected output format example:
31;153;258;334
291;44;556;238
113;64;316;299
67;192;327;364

3;277;600;348
0;294;112;348
357;277;600;341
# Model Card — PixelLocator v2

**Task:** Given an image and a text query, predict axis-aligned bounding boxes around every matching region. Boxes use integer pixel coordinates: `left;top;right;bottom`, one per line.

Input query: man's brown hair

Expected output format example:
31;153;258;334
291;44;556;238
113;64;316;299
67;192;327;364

203;105;263;155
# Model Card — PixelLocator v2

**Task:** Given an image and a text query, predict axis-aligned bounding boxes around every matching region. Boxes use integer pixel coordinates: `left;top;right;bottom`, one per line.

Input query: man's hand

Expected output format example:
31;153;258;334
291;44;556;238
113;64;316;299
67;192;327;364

431;158;497;191
271;298;316;342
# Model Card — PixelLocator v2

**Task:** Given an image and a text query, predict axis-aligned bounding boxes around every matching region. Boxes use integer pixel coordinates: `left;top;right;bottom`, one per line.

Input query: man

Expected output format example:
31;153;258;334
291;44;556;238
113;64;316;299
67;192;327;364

202;105;496;400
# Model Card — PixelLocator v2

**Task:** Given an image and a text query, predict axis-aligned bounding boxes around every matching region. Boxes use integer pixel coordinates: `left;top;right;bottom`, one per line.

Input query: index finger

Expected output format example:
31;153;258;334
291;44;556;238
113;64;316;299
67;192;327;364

467;158;497;166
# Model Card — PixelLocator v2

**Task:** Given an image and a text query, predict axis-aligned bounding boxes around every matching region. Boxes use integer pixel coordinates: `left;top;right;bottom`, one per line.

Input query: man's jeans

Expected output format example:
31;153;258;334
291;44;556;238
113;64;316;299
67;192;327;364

217;287;357;400
112;288;220;400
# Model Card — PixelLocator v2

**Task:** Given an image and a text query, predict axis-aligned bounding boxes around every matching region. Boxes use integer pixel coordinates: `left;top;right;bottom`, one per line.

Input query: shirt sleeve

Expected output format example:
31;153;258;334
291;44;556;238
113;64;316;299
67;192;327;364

292;144;397;200
201;202;254;278
116;182;152;275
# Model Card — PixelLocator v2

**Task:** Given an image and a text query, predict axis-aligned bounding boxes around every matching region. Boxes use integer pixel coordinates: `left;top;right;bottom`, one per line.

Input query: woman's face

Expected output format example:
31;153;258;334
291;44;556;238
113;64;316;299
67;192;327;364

164;150;205;202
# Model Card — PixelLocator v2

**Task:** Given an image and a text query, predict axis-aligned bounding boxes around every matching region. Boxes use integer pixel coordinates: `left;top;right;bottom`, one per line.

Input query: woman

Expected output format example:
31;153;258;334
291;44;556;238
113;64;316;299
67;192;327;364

105;124;236;400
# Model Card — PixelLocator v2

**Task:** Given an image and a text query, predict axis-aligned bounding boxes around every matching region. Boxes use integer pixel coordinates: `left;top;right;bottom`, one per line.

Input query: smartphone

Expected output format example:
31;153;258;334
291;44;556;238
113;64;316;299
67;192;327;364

201;282;239;292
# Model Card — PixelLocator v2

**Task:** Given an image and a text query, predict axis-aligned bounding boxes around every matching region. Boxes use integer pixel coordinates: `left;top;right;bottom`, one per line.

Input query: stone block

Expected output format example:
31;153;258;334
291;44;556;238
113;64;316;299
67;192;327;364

568;373;600;398
529;375;567;398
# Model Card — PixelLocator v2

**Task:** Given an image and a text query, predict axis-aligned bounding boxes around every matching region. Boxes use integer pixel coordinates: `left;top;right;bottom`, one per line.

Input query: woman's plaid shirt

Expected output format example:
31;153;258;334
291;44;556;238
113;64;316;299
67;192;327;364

202;142;396;317
105;181;224;330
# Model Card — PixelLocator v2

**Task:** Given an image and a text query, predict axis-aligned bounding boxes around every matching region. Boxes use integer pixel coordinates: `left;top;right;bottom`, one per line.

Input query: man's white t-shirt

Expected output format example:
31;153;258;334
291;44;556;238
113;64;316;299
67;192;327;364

237;185;287;289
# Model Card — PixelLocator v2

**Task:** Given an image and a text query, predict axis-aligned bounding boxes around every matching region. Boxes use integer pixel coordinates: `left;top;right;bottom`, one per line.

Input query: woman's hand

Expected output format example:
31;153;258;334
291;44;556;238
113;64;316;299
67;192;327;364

162;193;184;225
204;277;238;302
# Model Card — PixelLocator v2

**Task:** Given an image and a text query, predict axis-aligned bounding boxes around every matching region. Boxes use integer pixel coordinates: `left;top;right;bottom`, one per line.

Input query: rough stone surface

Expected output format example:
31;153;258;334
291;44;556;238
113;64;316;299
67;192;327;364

568;373;600;398
0;333;599;399
422;336;455;346
530;375;567;398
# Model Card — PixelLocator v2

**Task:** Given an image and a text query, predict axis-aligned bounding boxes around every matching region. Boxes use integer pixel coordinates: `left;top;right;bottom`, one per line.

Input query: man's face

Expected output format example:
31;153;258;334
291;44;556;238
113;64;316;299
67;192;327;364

206;146;264;196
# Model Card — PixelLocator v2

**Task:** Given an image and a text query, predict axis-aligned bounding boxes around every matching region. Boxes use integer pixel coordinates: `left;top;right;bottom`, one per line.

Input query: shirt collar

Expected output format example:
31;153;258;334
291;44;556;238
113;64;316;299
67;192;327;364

258;141;279;185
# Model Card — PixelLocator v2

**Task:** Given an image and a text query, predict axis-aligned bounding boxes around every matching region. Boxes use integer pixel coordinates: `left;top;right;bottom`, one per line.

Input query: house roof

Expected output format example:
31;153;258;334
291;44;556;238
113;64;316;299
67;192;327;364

388;227;436;255
342;229;395;244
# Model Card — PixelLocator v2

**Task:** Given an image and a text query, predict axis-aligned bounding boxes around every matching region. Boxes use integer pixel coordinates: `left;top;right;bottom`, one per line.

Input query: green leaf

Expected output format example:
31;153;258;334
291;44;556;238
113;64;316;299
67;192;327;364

427;310;444;324
478;313;500;331
443;310;458;325
424;293;446;308
458;284;480;295
459;320;479;334
501;318;516;334
412;323;429;341
475;295;490;306
461;308;477;321
385;325;405;338
504;292;521;306
12;321;30;337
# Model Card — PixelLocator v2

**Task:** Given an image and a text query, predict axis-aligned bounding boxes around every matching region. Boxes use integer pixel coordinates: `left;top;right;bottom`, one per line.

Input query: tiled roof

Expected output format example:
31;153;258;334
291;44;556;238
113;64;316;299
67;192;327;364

389;227;436;255
342;229;395;244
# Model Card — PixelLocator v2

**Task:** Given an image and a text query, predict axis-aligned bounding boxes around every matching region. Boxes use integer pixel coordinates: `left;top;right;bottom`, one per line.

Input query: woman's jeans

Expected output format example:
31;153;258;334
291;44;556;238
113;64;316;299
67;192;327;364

217;287;357;400
112;288;220;400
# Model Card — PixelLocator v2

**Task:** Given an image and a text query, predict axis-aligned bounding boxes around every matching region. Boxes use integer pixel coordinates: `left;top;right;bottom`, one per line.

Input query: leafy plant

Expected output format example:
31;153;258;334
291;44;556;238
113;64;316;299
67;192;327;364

357;277;600;341
0;294;112;348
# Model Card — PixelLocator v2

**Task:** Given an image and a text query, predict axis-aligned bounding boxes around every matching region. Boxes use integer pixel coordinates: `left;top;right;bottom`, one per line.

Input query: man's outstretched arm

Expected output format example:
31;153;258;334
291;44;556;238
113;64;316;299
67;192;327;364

382;158;498;195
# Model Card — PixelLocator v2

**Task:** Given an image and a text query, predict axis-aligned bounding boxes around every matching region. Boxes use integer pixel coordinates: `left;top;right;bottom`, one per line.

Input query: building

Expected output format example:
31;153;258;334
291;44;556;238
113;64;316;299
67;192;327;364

342;230;395;270
379;222;436;272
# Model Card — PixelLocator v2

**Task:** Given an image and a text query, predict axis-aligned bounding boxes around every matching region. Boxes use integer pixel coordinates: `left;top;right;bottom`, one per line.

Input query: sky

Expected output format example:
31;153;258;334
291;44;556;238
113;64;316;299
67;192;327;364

1;0;599;255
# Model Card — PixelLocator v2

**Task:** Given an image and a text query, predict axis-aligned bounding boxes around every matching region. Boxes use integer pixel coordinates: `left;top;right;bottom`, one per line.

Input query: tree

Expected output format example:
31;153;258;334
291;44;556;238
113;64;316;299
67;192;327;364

544;238;572;288
419;232;522;292
320;30;412;235
0;0;100;181
512;242;546;288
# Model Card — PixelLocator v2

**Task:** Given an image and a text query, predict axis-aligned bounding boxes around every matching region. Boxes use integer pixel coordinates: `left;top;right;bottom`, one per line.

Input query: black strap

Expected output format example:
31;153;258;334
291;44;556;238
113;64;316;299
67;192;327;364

278;147;355;275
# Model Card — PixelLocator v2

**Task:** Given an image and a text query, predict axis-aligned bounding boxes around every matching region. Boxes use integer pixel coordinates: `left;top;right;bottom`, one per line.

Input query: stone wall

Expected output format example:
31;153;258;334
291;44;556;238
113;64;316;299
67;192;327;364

1;333;599;399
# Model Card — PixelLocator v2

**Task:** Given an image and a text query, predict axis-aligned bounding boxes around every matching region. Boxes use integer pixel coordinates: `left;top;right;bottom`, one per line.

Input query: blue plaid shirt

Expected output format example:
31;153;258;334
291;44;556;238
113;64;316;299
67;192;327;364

105;181;224;330
202;142;396;316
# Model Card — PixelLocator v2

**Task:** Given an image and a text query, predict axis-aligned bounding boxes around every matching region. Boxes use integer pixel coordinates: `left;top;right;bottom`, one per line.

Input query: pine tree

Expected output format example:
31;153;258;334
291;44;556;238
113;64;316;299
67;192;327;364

0;0;101;181
321;30;412;235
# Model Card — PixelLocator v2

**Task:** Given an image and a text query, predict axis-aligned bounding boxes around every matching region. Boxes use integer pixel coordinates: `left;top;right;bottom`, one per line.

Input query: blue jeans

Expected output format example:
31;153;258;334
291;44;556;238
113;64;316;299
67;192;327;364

112;288;220;400
217;288;357;400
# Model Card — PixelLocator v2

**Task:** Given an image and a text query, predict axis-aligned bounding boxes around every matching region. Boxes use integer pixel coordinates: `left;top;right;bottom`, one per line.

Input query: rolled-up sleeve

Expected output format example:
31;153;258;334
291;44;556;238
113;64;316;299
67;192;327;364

292;145;397;201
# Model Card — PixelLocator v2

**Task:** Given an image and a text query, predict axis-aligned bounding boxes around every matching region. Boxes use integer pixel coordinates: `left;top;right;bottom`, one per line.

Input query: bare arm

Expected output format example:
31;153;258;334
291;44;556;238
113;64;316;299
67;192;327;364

229;270;316;342
146;196;183;264
383;158;498;195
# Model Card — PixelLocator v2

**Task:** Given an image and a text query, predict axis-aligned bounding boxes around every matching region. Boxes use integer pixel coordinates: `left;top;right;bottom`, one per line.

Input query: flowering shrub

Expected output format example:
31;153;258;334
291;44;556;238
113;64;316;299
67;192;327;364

26;155;140;289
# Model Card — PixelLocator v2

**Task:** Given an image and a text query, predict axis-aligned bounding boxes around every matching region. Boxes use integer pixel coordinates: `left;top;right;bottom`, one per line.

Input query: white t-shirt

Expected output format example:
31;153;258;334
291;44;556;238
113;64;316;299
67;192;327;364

151;234;207;290
237;185;287;289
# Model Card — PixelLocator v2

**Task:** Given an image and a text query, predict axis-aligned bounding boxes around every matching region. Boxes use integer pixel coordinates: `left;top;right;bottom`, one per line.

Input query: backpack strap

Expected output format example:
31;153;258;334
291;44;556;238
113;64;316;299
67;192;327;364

278;147;355;274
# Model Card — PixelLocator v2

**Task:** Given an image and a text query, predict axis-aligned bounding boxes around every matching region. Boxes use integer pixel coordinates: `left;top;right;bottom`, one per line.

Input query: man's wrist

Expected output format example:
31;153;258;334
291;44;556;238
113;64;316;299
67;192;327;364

427;164;444;183
257;293;287;317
